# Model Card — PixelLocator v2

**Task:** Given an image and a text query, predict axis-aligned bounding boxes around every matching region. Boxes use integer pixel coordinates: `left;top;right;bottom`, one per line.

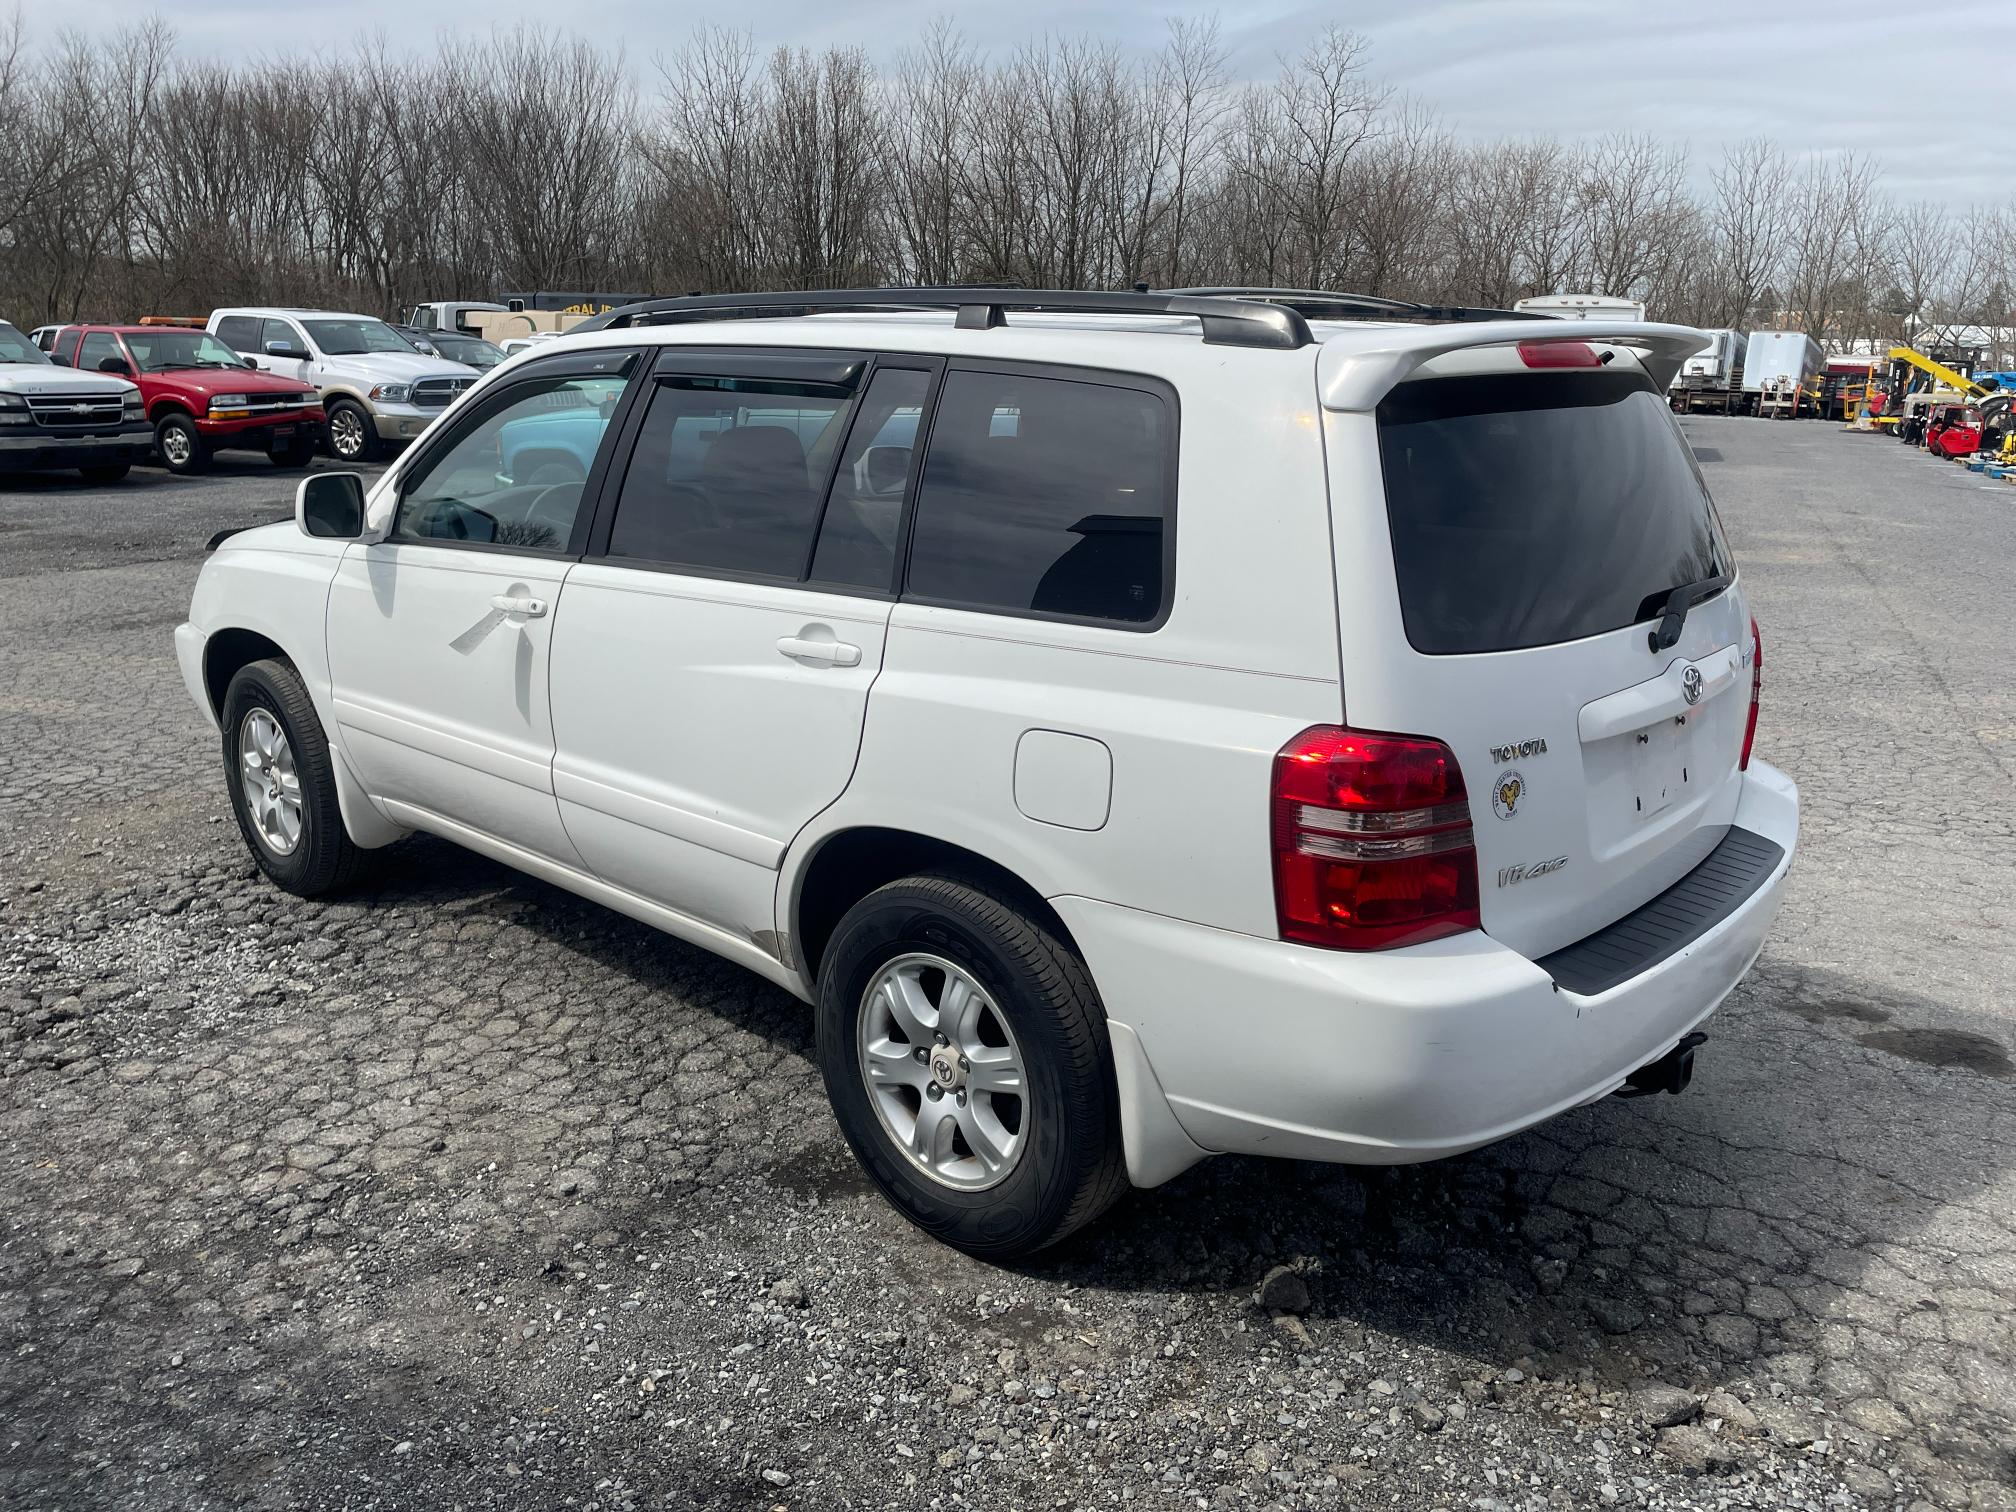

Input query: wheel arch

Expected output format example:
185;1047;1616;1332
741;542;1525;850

199;623;405;850
202;626;289;721
787;826;1083;990
787;824;1210;1193
150;397;197;424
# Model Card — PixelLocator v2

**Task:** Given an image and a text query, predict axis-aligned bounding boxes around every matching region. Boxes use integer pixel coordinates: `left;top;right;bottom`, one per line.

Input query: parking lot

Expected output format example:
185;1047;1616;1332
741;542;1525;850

1;421;2013;1511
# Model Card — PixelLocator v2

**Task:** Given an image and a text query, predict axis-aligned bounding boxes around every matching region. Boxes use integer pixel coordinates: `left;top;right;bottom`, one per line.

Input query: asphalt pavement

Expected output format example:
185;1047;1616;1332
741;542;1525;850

1;427;2011;1512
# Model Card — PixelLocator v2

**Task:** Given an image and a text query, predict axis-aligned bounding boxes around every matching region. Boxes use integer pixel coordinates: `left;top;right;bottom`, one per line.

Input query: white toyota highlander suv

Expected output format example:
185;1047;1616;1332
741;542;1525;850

175;289;1798;1258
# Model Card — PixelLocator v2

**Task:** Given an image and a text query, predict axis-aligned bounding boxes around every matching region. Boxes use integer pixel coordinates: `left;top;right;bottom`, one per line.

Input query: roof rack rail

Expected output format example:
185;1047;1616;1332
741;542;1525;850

573;287;1314;350
1164;286;1549;325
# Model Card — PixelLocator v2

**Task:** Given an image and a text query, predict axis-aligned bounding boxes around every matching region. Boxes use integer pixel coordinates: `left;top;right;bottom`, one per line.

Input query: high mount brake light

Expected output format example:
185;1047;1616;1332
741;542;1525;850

1739;617;1762;770
1271;727;1481;951
1517;341;1603;368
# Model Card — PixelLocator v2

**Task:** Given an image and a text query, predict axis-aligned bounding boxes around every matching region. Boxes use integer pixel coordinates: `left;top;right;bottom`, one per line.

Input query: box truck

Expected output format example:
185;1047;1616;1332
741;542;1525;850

1744;332;1825;419
1512;293;1648;322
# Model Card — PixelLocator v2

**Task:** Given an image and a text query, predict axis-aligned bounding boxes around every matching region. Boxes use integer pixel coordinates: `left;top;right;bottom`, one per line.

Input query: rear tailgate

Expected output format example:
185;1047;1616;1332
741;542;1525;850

1319;326;1751;962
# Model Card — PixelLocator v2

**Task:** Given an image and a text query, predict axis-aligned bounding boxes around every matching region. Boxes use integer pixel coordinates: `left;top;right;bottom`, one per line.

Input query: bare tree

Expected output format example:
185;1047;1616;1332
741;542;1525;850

1707;139;1788;329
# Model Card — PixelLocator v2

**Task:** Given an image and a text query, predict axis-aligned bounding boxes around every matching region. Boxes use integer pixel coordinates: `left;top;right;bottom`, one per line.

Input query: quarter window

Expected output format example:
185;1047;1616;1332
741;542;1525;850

393;365;635;552
214;317;260;354
607;376;859;578
905;370;1172;624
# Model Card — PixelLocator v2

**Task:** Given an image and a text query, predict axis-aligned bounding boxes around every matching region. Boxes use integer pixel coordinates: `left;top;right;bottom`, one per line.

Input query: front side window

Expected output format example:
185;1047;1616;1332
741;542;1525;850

905;369;1172;624
261;318;303;354
125;331;246;372
78;331;125;373
606;375;859;578
394;362;635;553
303;318;412;356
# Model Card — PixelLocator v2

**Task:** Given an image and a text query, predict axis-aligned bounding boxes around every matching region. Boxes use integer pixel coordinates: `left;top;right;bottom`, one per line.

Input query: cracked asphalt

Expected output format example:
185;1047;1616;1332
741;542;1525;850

2;425;2013;1512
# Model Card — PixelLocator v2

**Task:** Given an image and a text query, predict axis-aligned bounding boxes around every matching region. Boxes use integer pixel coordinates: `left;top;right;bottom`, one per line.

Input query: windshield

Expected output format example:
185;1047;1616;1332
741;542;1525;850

434;335;505;369
124;331;247;372
304;319;413;356
1377;370;1731;655
0;324;50;365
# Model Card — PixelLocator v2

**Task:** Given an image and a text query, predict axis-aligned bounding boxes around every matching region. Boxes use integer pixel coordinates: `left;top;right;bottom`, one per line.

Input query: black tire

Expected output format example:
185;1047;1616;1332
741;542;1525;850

155;412;211;475
78;464;129;483
816;873;1128;1260
324;398;380;463
220;658;368;897
270;438;316;469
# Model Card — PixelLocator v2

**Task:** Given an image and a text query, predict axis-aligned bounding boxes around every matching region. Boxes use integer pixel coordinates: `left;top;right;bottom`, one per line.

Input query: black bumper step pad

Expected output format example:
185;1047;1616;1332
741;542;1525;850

1535;826;1785;996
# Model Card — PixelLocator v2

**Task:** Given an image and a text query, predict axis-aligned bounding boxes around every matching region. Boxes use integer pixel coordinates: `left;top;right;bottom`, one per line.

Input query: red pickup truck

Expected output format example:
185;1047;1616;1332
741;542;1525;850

48;324;324;473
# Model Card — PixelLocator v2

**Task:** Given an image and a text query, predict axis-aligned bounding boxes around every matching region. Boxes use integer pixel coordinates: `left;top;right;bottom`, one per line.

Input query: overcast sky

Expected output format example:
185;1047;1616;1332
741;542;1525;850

48;0;2016;208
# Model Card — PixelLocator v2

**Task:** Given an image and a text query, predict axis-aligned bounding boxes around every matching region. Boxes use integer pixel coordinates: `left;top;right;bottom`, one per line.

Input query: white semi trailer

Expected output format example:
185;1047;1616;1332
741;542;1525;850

1744;332;1825;419
1512;293;1648;322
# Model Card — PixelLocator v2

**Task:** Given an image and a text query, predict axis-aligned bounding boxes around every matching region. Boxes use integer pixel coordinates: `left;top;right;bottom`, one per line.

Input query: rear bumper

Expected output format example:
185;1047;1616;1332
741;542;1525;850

0;425;153;470
1058;759;1798;1179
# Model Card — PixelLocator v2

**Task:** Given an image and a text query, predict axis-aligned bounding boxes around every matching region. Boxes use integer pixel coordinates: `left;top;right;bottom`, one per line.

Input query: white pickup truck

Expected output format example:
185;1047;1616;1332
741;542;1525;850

0;320;152;482
208;308;478;464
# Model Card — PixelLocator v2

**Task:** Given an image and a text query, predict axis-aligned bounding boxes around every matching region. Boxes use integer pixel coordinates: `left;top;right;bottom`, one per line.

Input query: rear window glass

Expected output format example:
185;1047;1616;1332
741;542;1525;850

1377;371;1730;655
905;370;1172;625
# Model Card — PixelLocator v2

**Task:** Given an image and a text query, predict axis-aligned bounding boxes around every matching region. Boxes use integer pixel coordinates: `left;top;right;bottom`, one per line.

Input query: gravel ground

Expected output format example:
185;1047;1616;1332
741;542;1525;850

1;427;2013;1512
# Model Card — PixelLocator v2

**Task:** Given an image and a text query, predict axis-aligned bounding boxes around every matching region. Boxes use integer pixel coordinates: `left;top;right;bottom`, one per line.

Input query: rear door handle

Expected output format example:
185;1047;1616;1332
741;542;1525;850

777;635;862;668
490;594;548;618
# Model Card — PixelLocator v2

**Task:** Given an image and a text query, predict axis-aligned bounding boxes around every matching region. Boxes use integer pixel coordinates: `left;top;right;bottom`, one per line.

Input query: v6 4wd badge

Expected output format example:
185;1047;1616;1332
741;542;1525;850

1497;855;1568;888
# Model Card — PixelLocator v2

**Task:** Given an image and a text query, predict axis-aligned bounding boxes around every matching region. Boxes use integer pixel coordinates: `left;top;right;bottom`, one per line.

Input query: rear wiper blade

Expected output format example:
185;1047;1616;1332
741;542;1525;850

1645;574;1731;652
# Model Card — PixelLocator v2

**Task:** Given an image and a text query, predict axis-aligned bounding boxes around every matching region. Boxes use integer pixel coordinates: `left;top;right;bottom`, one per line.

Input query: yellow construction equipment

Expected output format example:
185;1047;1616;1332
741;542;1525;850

1887;345;1987;398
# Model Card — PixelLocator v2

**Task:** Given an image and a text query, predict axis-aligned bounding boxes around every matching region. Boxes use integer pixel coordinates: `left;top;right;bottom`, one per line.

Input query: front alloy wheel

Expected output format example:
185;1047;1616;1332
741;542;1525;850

237;707;302;856
219;658;368;896
328;405;366;459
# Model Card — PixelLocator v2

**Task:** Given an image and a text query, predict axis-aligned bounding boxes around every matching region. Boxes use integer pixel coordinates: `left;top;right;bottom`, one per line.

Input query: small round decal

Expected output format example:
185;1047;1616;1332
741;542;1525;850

1491;769;1525;820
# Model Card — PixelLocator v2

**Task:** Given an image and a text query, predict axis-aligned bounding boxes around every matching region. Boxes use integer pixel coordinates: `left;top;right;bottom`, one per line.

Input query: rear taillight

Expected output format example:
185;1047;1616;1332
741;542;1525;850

1739;616;1762;770
1271;727;1481;951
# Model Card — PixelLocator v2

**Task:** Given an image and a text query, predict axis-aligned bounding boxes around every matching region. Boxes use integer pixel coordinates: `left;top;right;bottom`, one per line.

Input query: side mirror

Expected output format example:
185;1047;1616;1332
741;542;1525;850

97;355;132;376
266;340;309;361
48;353;69;366
298;471;367;540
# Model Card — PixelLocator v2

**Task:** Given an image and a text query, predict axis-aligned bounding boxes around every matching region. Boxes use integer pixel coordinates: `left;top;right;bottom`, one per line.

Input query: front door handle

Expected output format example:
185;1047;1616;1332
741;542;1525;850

777;635;862;668
491;593;548;618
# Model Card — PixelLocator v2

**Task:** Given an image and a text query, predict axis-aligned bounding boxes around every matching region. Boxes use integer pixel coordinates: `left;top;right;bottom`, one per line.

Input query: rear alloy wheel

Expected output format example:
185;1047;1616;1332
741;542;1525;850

156;412;211;475
324;399;379;463
817;873;1128;1259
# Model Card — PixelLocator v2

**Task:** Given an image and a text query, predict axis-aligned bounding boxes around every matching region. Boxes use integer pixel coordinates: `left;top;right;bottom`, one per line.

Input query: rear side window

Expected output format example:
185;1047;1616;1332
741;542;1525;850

1377;371;1730;655
214;316;260;353
905;369;1172;625
607;376;859;578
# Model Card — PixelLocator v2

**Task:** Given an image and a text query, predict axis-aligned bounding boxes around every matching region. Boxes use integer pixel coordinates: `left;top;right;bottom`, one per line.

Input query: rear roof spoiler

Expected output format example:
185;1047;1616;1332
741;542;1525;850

1317;320;1710;412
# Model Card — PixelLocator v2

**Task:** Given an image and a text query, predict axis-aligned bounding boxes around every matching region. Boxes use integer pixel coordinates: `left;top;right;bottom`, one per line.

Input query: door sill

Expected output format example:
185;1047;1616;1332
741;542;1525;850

378;799;809;1002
